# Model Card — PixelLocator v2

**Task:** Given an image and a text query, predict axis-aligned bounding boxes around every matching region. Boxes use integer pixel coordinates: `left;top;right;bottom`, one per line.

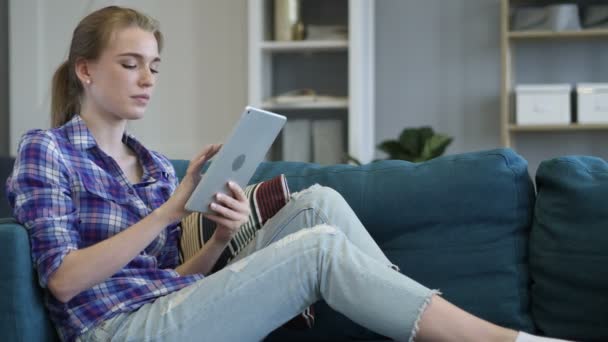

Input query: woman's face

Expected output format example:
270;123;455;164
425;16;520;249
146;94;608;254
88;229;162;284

84;26;160;121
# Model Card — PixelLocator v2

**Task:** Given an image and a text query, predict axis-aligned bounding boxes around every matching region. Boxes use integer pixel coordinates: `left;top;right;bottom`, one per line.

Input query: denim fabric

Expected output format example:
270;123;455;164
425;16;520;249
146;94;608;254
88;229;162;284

78;185;435;342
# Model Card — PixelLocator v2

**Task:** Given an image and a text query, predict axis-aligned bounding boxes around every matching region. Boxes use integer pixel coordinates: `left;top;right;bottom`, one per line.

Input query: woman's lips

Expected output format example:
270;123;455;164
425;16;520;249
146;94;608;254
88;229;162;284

131;95;150;105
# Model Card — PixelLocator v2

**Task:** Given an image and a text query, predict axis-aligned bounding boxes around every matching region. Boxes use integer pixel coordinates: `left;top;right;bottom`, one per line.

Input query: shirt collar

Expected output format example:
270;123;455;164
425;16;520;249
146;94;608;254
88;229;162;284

62;114;165;182
63;114;97;151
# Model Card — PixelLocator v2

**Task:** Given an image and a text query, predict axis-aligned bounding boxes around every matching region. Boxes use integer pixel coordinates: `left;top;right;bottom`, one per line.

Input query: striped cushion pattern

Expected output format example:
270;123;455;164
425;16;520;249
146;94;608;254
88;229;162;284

179;174;290;265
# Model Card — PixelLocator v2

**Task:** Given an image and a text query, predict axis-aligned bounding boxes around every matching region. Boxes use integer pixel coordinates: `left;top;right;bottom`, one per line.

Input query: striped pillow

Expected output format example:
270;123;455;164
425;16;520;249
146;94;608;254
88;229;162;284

179;174;315;329
179;174;290;265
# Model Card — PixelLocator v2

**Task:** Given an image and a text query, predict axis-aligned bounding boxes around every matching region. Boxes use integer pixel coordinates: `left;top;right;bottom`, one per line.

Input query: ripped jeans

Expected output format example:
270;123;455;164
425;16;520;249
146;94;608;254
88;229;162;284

77;185;437;342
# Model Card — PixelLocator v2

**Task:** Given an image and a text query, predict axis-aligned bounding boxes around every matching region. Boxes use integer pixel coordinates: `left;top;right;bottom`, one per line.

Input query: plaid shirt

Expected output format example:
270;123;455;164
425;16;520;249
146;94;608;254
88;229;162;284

6;115;203;342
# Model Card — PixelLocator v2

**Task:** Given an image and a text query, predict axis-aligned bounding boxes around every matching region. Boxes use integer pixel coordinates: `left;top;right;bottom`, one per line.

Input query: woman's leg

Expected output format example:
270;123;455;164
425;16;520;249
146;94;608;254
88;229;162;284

415;297;570;342
79;224;569;342
84;225;436;342
415;295;517;342
230;184;394;269
223;185;569;342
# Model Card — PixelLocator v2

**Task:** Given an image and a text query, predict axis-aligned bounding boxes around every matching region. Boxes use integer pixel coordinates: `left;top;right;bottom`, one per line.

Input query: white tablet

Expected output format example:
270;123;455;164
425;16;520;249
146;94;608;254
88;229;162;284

185;106;286;214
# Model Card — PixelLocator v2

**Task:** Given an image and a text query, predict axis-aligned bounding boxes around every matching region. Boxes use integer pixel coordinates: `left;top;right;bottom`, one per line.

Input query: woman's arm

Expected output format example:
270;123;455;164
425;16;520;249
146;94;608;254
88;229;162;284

45;144;222;303
11;134;242;302
176;181;251;276
48;209;174;302
175;233;229;276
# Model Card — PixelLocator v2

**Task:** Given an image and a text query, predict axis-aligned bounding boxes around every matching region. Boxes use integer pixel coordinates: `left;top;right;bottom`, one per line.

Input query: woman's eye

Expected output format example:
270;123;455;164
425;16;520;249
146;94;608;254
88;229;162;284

121;64;136;69
150;68;159;74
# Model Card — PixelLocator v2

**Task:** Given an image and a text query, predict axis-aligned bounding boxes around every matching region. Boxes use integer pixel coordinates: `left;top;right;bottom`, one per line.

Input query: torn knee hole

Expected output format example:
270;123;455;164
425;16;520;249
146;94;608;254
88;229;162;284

273;224;338;248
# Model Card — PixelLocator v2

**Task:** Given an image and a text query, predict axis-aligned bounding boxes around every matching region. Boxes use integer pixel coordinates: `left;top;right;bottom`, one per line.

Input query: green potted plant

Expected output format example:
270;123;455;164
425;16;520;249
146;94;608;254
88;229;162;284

346;126;453;165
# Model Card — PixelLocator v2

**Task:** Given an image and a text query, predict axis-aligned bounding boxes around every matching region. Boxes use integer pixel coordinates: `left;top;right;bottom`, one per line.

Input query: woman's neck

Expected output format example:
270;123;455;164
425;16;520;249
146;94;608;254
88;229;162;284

79;110;130;159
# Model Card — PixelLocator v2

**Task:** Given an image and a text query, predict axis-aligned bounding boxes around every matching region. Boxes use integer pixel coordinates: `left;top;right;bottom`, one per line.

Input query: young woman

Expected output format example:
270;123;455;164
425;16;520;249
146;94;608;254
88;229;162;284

6;6;569;342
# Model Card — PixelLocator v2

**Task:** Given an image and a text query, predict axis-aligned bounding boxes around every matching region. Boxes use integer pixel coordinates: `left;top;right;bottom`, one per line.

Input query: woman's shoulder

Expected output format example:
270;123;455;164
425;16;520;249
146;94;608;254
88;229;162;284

15;128;74;169
17;128;62;153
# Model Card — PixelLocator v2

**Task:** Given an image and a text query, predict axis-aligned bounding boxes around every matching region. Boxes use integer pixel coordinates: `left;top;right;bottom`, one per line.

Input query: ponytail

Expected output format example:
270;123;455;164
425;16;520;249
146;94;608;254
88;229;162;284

51;60;80;128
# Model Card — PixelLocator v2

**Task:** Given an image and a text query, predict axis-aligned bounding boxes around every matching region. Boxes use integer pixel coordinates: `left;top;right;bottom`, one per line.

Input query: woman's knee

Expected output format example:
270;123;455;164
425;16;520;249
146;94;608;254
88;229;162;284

291;184;348;208
273;224;345;253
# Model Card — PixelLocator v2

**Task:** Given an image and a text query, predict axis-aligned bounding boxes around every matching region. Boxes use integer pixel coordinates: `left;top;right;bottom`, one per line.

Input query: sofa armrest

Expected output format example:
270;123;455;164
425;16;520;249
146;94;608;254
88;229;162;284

0;220;59;341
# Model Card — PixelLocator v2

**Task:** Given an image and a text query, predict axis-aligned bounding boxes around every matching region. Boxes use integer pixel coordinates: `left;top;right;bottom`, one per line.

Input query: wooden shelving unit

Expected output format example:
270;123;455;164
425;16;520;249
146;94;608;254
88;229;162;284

500;0;608;147
248;0;375;164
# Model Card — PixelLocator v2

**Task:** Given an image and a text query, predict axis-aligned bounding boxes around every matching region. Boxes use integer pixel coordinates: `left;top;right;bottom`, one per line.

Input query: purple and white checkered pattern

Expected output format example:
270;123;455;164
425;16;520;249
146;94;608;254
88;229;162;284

6;115;203;342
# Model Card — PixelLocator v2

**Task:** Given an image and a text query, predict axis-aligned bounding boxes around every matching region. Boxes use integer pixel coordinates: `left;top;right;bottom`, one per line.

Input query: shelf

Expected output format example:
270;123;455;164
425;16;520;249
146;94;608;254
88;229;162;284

509;123;608;132
259;40;348;52
509;28;608;39
261;98;349;110
509;0;608;6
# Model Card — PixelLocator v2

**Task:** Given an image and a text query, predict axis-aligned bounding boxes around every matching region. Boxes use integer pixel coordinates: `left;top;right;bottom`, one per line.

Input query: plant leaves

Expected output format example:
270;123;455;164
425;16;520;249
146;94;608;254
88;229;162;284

421;134;453;161
417;127;434;151
398;128;422;155
380;126;452;162
344;154;362;165
378;140;406;159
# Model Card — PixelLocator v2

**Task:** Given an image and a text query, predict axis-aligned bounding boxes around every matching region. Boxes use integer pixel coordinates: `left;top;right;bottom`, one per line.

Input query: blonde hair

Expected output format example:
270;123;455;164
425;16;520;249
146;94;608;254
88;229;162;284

51;6;163;128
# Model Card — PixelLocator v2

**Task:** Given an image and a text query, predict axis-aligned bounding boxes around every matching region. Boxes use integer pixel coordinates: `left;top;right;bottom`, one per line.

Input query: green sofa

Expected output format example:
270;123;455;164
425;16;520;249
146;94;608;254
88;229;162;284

1;148;606;341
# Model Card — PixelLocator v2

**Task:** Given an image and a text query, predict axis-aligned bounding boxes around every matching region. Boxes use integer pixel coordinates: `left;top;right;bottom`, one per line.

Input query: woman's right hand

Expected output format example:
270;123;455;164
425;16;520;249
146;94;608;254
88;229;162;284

157;144;222;223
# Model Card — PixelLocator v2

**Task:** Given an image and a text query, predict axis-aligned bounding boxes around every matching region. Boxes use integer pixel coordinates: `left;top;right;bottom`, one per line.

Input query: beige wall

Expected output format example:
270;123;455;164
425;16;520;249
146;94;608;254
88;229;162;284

9;1;247;160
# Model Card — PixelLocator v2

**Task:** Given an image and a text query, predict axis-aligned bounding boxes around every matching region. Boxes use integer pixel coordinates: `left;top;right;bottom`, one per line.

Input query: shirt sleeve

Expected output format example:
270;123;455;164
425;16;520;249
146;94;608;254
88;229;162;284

6;130;80;288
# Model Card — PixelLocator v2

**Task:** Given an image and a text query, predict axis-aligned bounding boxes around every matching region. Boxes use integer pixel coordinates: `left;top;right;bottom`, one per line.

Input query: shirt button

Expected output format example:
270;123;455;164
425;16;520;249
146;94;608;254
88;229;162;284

128;189;135;195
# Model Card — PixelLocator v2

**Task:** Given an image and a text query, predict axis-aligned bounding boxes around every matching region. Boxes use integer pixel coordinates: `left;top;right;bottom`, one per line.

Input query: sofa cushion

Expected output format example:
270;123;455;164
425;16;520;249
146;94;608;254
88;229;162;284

0;219;59;341
250;148;536;340
531;156;608;341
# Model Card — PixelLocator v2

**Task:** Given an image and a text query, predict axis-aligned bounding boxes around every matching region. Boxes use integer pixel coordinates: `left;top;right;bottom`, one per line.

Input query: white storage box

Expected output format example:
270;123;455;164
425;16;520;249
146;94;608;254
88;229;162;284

576;83;608;124
515;84;571;125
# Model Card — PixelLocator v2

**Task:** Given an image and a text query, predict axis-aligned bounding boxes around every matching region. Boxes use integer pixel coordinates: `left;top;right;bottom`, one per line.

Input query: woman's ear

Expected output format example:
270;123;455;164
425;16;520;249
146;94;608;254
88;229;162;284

74;58;92;86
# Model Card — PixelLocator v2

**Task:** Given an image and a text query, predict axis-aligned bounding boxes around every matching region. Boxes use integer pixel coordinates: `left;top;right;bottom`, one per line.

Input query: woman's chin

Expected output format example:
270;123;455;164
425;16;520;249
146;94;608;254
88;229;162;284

121;110;146;121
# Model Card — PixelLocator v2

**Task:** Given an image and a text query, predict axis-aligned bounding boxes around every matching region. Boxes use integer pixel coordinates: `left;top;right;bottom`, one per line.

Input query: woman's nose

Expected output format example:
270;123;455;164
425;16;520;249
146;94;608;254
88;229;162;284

139;68;154;87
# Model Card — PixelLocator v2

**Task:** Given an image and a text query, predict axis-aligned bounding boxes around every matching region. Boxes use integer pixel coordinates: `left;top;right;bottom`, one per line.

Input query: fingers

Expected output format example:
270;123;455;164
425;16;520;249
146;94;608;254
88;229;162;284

213;192;242;212
192;144;214;161
206;144;222;159
193;144;222;162
204;213;239;229
208;198;248;222
227;181;247;202
205;184;251;228
188;144;222;174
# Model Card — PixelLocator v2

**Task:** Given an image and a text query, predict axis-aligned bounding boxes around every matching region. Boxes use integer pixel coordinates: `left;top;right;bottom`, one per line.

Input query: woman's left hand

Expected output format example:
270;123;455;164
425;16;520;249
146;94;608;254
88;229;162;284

204;181;251;245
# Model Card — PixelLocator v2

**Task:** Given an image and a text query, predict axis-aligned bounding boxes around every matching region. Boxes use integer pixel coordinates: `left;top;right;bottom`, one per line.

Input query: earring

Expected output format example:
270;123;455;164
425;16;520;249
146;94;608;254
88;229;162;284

85;79;91;85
